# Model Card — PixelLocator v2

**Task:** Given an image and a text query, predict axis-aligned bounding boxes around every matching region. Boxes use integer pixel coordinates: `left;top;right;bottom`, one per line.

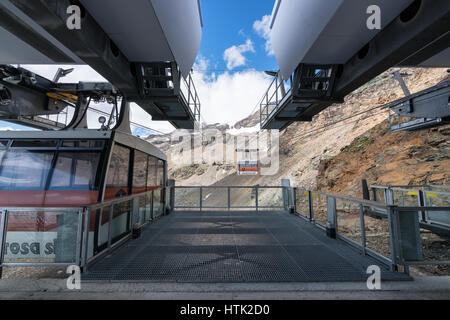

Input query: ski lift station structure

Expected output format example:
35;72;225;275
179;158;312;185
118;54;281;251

0;0;449;286
259;0;450;132
0;0;203;130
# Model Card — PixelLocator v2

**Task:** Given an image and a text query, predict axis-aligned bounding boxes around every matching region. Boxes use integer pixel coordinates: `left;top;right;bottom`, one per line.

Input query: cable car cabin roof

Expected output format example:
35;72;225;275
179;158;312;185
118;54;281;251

0;129;167;161
0;0;202;78
238;160;258;165
270;0;440;79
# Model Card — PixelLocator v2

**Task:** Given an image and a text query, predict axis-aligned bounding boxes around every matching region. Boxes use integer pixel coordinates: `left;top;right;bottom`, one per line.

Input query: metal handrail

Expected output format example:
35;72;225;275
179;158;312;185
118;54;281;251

293;186;450;270
371;184;450;191
0;187;168;274
296;187;390;209
259;73;293;126
180;72;201;123
88;187;165;211
173;185;286;210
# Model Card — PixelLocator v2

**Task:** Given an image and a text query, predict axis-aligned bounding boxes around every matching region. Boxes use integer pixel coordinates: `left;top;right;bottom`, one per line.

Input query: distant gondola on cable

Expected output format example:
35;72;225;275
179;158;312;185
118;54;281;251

236;148;259;175
238;160;258;176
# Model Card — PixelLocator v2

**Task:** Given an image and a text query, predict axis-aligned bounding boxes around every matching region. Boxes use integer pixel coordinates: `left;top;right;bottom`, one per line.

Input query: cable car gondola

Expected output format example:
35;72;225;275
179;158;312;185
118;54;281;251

238;160;258;175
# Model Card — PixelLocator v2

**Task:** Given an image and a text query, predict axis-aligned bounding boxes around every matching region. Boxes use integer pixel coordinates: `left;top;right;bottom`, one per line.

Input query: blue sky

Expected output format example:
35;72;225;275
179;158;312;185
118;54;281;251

1;0;279;133
198;0;277;74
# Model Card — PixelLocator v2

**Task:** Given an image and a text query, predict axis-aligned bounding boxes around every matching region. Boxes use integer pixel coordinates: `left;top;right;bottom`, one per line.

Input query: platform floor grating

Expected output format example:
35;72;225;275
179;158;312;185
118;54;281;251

82;210;411;282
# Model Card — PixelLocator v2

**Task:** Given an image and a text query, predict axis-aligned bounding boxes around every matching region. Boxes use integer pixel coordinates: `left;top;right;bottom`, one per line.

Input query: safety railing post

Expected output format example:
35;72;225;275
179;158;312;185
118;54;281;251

418;190;426;223
188;74;191;106
199;187;203;211
0;210;8;279
359;204;367;255
293;187;297;214
132;196;139;227
151;190;154;220
385;188;394;205
255;186;259;212
107;204;114;249
170;185;175;211
386;206;399;272
326;196;337;238
308;191;314;221
75;208;83;267
81;207;90;272
275;76;278;103
227;187;231;211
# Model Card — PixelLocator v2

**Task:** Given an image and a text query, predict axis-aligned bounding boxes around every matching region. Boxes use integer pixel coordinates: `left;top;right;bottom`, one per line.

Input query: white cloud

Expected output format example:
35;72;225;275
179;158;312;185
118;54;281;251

223;39;255;70
253;15;274;56
16;61;272;135
191;60;272;126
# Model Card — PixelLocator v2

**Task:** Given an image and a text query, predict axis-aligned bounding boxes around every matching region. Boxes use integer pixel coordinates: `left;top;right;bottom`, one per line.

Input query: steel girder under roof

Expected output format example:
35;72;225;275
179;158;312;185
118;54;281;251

0;0;202;129
261;0;450;130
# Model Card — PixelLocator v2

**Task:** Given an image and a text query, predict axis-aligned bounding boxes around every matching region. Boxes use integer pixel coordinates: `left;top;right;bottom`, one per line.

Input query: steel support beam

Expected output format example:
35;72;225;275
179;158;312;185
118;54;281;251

0;2;75;63
262;0;450;130
335;0;450;96
10;0;138;97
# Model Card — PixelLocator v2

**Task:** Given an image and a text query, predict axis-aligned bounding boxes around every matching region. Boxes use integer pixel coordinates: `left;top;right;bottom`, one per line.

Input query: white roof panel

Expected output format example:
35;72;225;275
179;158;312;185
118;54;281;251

270;0;414;79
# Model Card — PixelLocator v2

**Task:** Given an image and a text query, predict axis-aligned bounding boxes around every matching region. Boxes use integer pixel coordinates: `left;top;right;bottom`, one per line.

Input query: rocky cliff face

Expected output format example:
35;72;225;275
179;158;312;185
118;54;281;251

163;67;449;190
316;120;450;197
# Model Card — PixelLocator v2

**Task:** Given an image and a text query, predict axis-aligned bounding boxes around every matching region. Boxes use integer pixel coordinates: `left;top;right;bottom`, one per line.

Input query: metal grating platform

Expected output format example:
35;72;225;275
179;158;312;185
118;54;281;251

83;210;411;282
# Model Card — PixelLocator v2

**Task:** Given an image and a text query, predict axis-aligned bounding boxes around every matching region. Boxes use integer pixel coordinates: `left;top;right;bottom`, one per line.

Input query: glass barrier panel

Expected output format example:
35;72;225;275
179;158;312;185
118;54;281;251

311;193;327;226
372;188;386;203
258;187;283;208
363;209;391;259
96;207;110;251
174;187;200;208
417;225;450;267
4;210;80;263
138;195;147;225
398;210;449;274
336;199;362;245
392;189;420;206
110;200;131;245
145;193;152;221
153;190;164;218
230;187;254;208
423;192;450;227
295;190;310;218
166;187;172;211
202;187;227;208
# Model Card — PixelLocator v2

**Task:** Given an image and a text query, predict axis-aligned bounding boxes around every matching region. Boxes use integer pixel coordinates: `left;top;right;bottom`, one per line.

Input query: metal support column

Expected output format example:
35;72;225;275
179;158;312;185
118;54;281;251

255;186;259;212
418;190;427;222
326;196;337;238
0;210;8;279
75;208;83;267
359;204;367;255
387;206;399;272
107;204;114;249
308;191;314;221
227;187;231;211
199;187;203;212
151;190;154;220
80;208;90;272
293;187;297;215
